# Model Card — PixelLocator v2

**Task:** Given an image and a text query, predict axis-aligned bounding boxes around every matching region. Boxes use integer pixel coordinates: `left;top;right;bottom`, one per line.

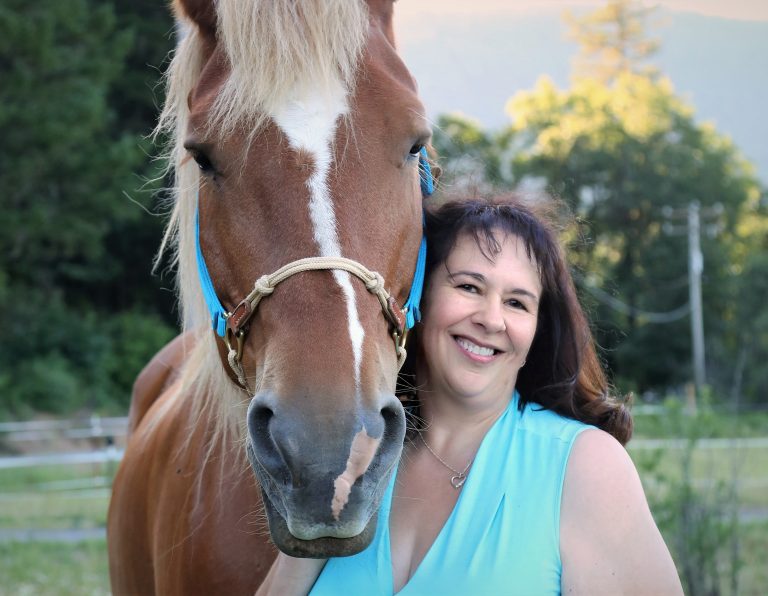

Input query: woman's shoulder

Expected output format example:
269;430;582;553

560;429;683;593
516;399;594;444
564;428;635;490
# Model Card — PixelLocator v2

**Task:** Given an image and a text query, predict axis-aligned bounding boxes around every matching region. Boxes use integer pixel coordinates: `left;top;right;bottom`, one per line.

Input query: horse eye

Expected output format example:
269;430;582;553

190;149;214;174
408;143;425;157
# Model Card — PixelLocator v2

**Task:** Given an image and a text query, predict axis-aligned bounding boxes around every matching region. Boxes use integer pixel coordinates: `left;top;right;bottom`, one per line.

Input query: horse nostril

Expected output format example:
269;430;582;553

380;403;401;436
376;399;406;463
248;402;274;442
247;399;285;477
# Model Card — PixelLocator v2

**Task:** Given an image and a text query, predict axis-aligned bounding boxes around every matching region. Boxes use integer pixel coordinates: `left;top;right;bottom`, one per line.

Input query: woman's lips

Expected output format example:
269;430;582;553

454;336;500;363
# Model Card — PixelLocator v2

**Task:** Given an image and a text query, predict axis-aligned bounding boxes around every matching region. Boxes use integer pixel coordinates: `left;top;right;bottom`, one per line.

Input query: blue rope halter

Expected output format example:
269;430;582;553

402;146;433;328
195;208;229;338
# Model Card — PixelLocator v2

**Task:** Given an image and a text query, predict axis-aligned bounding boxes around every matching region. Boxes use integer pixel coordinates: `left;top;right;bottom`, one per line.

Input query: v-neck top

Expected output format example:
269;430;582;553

310;392;591;596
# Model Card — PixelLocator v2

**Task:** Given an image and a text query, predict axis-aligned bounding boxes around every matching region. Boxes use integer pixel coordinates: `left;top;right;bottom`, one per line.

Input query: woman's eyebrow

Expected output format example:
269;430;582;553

509;288;540;305
447;270;485;282
449;270;540;304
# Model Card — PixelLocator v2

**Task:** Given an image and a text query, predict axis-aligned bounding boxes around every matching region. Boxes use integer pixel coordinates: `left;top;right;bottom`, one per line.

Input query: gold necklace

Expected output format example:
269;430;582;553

417;432;474;489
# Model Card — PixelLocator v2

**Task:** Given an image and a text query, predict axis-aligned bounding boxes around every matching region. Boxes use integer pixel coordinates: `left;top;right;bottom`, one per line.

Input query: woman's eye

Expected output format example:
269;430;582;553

190;150;214;174
506;299;526;311
457;283;478;293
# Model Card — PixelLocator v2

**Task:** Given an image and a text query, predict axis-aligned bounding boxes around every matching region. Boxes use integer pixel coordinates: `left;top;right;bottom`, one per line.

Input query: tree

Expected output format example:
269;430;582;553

564;0;660;83
432;114;498;194
0;0;175;416
727;192;768;404
504;74;760;397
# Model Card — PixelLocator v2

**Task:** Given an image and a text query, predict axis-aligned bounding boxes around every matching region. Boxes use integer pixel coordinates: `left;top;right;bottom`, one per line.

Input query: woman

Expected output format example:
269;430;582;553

259;197;682;595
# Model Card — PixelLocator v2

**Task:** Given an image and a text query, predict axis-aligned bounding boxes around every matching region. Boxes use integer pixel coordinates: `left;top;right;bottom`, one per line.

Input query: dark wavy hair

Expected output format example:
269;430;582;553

399;196;632;445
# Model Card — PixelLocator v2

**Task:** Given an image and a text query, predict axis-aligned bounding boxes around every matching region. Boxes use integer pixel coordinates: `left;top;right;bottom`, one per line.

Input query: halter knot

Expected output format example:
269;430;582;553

254;275;274;296
365;272;385;294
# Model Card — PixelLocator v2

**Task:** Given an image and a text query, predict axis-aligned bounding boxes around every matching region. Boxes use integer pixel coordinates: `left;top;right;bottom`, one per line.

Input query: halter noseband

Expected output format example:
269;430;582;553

195;148;434;390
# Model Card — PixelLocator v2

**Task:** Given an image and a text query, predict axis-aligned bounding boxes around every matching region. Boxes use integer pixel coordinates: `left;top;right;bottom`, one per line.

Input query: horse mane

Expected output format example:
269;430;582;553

153;0;370;459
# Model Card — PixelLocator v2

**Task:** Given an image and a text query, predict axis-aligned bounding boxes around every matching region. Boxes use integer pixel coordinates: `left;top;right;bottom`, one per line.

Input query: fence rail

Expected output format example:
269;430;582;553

0;416;128;442
631;437;768;449
0;448;124;470
0;416;128;470
1;416;767;469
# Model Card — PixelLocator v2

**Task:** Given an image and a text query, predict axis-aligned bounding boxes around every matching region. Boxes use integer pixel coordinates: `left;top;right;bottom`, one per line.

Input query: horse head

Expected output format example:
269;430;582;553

161;0;431;557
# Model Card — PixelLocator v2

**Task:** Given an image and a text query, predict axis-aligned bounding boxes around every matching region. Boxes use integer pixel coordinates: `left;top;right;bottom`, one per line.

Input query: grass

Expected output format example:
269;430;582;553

739;521;768;594
632;408;768;439
0;463;114;530
0;464;113;595
0;462;118;492
629;442;768;509
0;490;110;530
0;540;109;596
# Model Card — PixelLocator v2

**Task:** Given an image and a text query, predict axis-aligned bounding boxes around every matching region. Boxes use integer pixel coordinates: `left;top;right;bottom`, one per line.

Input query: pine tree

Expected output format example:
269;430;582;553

0;0;175;415
565;0;660;83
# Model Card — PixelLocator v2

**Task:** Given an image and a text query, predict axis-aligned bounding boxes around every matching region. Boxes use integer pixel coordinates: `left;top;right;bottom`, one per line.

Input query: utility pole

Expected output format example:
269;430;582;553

662;201;722;396
687;202;706;395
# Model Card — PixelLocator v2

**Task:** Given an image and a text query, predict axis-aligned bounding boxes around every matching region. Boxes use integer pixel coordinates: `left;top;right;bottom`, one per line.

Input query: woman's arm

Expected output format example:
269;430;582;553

256;553;327;596
560;429;683;595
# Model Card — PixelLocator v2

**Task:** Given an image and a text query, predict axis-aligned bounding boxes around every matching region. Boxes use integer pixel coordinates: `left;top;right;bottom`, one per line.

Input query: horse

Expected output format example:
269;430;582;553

107;0;434;593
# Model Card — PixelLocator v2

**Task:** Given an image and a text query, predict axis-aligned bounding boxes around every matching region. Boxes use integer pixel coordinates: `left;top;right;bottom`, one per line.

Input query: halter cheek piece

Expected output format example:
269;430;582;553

195;147;434;390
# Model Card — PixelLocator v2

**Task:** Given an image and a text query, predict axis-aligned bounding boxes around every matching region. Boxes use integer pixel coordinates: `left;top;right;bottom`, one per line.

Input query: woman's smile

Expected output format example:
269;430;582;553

419;231;542;407
454;335;501;361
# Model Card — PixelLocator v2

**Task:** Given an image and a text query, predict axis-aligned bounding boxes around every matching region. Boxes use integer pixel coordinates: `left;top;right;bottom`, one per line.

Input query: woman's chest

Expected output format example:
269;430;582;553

389;454;464;592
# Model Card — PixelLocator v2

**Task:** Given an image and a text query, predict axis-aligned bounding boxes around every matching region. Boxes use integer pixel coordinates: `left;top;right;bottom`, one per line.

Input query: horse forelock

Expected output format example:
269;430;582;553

212;0;368;134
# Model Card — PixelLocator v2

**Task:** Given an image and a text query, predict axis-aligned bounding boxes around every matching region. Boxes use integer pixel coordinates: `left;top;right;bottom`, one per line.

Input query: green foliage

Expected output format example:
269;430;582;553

505;74;761;399
0;0;176;417
1;0;138;287
0;289;175;415
433;114;508;193
634;400;744;595
727;201;768;403
435;74;764;404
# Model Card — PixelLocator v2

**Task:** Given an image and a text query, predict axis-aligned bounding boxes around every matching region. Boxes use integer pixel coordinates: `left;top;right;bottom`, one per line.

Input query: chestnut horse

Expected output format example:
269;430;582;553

107;0;433;593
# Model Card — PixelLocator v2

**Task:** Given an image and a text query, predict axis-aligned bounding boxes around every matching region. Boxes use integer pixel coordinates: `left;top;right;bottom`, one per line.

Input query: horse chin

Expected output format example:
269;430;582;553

261;489;377;558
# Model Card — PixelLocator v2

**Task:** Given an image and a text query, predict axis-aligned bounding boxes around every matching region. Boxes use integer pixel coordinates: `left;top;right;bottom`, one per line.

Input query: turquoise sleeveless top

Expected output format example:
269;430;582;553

311;392;592;595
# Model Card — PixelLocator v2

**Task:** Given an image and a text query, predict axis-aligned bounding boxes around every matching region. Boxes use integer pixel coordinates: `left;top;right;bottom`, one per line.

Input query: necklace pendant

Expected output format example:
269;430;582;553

450;473;466;489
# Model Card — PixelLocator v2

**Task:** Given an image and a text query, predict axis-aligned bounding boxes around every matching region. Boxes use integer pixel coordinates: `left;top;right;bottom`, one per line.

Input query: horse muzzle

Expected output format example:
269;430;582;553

245;390;405;556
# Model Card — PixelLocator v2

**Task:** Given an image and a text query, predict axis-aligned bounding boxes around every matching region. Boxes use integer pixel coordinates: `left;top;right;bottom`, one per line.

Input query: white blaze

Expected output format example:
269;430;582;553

331;426;382;521
271;80;365;391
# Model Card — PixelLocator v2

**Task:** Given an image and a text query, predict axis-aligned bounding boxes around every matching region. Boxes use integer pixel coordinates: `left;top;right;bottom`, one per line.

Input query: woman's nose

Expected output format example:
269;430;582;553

471;297;506;333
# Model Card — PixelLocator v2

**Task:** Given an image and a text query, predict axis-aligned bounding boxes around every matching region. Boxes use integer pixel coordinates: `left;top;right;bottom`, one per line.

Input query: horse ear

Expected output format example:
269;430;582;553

173;0;217;38
367;0;396;44
426;146;442;189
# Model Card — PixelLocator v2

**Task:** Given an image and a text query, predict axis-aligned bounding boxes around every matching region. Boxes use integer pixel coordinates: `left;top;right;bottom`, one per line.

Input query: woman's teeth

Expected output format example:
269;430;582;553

456;337;495;357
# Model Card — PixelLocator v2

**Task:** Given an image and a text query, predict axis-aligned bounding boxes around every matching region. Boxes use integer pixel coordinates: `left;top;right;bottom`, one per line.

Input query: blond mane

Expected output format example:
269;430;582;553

153;0;370;456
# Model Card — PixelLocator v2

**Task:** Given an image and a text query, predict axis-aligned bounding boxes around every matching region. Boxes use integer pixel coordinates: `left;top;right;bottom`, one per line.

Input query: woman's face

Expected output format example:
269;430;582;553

419;231;542;408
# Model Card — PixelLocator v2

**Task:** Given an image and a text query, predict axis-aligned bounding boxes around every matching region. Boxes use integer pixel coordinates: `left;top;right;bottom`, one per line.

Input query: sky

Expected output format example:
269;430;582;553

392;0;768;181
394;0;768;22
